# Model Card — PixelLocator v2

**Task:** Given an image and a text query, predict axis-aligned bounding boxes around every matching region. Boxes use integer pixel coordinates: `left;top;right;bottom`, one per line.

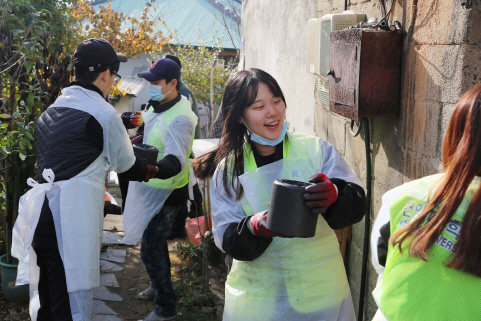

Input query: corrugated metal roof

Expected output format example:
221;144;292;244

117;77;148;96
92;0;241;51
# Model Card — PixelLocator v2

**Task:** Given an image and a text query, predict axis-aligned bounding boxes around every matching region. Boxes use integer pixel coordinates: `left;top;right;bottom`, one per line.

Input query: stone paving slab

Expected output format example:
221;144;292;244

103;214;124;232
100;249;126;264
92;299;117;315
91;315;122;321
100;273;119;287
100;260;124;272
93;286;123;302
102;231;125;245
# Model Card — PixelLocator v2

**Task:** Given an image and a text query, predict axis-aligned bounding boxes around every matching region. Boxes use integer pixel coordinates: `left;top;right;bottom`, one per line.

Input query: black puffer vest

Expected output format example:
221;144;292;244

36;107;102;183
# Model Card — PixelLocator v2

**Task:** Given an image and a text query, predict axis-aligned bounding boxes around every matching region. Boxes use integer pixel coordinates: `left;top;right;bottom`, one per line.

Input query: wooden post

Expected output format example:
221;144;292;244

209;61;214;138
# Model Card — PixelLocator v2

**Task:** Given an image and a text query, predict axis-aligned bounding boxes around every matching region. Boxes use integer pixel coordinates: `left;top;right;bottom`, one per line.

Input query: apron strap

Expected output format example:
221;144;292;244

244;137;292;172
27;168;55;191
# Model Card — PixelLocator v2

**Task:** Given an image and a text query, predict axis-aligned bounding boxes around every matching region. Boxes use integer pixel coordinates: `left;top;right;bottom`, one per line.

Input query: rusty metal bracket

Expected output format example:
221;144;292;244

461;0;473;8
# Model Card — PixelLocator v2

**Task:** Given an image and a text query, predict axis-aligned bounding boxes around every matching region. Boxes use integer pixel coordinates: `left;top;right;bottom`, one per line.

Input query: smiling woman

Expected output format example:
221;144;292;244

193;68;367;321
241;82;287;155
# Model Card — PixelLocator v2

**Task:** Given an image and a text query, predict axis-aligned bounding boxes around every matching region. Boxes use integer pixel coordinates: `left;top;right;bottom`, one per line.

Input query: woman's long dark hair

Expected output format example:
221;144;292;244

192;68;286;199
391;84;481;277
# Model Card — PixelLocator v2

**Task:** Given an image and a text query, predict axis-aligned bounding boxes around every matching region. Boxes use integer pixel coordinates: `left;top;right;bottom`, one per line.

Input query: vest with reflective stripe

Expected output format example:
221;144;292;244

381;175;481;321
143;97;196;189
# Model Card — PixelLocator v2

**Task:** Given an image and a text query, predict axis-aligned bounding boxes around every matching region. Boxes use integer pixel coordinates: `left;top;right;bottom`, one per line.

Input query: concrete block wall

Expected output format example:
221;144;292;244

242;0;319;135
242;0;481;320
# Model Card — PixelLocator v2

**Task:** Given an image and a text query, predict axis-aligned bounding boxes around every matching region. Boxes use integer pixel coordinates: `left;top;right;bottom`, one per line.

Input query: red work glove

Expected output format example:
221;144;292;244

131;111;143;127
144;165;159;182
248;210;287;238
303;173;338;214
130;135;143;144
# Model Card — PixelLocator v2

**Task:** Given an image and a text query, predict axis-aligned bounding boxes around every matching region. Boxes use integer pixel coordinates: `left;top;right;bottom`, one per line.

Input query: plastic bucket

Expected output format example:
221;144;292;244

133;144;159;166
266;179;318;238
121;112;137;129
0;254;29;304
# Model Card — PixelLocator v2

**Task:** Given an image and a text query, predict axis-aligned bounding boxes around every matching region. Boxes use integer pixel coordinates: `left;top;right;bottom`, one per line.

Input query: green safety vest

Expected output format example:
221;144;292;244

380;175;481;321
142;97;196;189
224;132;351;321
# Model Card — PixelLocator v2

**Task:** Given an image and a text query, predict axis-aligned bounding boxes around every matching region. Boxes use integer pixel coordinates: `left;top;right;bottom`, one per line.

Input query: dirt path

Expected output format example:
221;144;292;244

1;239;224;321
103;243;157;320
101;238;223;321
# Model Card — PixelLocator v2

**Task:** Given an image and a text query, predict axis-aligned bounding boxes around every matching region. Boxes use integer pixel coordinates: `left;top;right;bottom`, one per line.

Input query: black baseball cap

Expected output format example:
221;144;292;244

137;58;181;82
73;38;127;72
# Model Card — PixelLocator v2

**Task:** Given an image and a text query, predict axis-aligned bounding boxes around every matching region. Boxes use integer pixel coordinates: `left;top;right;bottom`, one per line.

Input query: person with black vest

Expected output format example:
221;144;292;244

11;38;158;321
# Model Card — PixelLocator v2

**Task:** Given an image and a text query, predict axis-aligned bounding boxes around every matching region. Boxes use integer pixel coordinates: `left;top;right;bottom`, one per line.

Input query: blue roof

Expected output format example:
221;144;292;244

92;0;241;51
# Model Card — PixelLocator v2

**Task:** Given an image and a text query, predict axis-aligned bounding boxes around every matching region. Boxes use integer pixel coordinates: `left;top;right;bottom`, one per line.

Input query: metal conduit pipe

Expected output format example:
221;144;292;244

357;118;372;321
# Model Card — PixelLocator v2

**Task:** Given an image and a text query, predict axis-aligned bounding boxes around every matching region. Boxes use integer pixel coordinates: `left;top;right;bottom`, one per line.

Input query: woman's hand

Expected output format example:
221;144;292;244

303;173;338;214
248;210;288;238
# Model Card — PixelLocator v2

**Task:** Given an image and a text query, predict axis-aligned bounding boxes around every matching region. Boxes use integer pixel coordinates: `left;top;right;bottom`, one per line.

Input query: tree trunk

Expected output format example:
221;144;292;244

209;63;214;138
4;159;13;264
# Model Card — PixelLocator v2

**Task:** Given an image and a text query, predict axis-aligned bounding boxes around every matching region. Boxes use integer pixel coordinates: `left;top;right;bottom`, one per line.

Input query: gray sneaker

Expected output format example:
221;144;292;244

135;285;155;300
139;311;177;321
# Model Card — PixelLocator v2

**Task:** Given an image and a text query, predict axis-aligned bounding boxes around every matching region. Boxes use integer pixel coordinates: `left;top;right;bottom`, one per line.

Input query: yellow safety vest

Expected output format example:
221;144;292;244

142;97;196;189
224;132;351;321
380;175;481;321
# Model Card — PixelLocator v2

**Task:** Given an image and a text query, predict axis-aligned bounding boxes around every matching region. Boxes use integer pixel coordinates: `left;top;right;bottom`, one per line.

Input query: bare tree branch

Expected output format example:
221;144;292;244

207;0;241;52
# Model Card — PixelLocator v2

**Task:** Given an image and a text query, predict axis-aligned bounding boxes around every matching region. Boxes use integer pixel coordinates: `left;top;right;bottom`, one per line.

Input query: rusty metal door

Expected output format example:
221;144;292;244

329;29;362;119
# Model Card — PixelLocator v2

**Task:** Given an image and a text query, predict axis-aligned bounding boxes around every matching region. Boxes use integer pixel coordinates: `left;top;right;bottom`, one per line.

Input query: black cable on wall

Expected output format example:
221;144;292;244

357;118;372;321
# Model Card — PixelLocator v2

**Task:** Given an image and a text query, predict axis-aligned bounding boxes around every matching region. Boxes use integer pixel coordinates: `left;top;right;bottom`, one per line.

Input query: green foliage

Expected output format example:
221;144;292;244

174;275;216;321
71;0;172;97
155;44;232;107
177;232;223;277
0;225;6;256
177;242;204;276
0;0;77;262
174;277;214;308
174;238;219;321
151;42;236;136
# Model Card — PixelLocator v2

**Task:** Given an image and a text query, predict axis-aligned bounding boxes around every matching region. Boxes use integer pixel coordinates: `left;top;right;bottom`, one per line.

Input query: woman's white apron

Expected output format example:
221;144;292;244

223;134;355;321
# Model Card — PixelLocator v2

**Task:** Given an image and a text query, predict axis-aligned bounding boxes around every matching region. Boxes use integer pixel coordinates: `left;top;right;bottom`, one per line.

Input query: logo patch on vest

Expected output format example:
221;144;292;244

399;200;460;253
292;168;309;178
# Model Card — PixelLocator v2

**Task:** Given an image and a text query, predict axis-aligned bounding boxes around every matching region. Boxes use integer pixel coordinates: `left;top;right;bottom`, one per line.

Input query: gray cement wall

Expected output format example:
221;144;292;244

242;0;481;320
242;0;319;135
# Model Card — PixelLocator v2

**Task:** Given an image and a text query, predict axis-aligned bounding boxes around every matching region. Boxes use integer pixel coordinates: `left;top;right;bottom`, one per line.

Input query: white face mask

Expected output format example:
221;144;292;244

148;83;171;101
243;121;288;146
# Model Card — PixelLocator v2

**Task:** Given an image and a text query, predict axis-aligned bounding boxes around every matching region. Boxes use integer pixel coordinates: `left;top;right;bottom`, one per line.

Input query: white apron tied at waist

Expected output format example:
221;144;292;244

12;168;56;283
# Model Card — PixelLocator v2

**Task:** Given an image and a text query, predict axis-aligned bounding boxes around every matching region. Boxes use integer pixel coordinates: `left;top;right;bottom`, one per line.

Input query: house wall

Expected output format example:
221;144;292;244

242;0;481;319
118;52;153;112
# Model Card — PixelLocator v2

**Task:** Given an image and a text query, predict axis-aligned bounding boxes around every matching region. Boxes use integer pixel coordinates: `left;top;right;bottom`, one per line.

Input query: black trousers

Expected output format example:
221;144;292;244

33;246;73;321
170;183;205;237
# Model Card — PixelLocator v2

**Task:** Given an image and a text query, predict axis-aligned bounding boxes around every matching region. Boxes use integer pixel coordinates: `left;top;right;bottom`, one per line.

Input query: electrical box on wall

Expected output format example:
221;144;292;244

328;29;402;120
306;11;366;105
306;11;366;77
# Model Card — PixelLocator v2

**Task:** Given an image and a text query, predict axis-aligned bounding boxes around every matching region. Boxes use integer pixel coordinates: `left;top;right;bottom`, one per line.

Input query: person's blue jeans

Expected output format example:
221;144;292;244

141;204;181;318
